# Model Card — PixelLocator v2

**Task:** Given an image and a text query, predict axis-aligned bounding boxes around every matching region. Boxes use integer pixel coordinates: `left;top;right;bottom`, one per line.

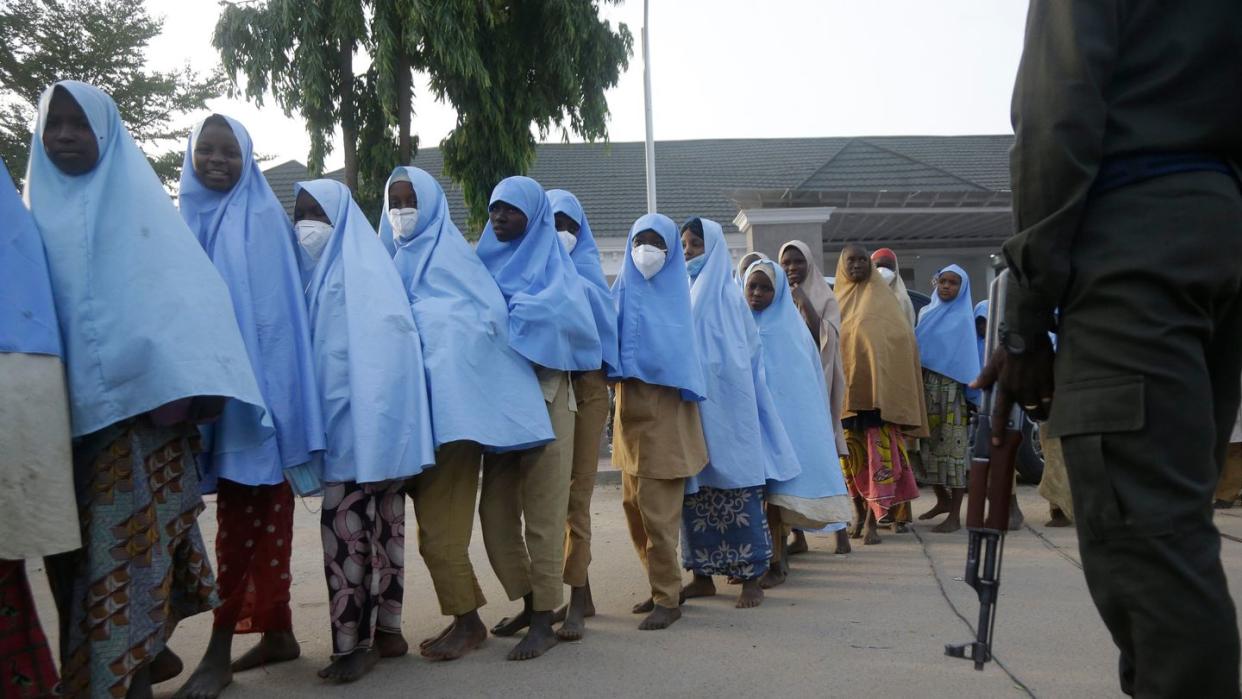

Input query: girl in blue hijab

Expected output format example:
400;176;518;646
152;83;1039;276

382;165;553;661
0;157;79;698
745;261;854;576
610;213;709;632
473;176;599;661
974;299;990;367
27;81;266;699
294;178;435;681
679;217;800;607
174;114;327;694
548;188;618;640
913;264;981;533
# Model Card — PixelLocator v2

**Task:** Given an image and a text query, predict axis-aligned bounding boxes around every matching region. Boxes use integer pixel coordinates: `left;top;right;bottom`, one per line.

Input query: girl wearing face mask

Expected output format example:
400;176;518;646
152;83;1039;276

381;166;553;662
610;213;709;632
293;179;436;684
547;189;619;642
870;248;917;328
27;81;267;699
172;114;326;697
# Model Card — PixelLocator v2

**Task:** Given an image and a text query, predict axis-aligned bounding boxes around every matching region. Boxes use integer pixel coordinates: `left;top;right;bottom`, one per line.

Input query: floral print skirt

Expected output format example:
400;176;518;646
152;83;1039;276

680;486;772;581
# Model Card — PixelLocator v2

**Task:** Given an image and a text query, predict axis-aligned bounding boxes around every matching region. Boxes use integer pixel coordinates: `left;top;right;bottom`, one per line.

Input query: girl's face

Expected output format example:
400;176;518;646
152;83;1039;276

293;190;331;224
936;271;963;302
632;230;667;250
681;228;705;261
193;120;245;192
388;180;417;209
779;247;807;286
554;212;580;236
488;200;528;241
746;273;776;312
42;87;99;175
843;246;872;283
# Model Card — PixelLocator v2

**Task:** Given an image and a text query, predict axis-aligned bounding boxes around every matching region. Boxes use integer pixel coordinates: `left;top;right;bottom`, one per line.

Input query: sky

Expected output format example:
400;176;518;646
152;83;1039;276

146;0;1030;171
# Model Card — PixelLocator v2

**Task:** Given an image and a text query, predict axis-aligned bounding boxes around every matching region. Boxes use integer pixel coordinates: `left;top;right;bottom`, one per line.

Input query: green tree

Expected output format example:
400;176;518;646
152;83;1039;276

0;0;223;185
213;0;631;231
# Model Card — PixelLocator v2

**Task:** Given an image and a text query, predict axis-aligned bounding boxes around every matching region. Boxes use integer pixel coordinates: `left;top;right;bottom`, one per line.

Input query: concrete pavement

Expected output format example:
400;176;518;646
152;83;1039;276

26;485;1242;698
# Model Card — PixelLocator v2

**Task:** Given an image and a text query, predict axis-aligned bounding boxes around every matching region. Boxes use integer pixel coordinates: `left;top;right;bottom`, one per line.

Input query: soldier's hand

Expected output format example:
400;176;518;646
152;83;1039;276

971;337;1055;446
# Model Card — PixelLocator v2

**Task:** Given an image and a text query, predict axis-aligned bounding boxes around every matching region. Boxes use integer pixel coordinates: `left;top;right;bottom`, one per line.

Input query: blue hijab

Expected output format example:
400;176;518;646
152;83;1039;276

915;264;982;388
973;299;989;367
385;166;553;451
547;189;620;376
1;159;60;357
297;179;435;483
476;176;602;371
26;81;266;438
180;116;325;487
609;213;707;401
686;218;800;492
748;261;850;503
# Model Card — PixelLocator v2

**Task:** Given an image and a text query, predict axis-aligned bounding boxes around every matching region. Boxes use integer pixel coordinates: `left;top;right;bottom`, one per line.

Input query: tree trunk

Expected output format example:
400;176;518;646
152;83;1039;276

397;52;412;164
339;36;358;192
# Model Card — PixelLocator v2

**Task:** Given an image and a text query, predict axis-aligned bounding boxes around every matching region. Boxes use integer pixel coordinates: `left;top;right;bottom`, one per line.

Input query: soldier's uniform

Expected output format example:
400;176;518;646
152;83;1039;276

1005;2;1242;695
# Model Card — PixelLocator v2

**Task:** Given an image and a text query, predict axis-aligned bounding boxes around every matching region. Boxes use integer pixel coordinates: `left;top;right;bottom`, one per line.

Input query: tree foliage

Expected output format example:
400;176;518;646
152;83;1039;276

214;0;631;231
0;0;223;185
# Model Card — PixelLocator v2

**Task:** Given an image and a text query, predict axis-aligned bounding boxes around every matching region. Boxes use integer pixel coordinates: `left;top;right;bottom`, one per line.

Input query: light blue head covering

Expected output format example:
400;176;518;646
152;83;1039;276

547;189;620;376
1;158;60;357
26;80;266;438
915;264;982;388
297;178;435;483
385;166;553;451
748;261;850;505
475;176;602;371
685;218;800;493
609;213;707;401
973;299;989;366
179;115;325;488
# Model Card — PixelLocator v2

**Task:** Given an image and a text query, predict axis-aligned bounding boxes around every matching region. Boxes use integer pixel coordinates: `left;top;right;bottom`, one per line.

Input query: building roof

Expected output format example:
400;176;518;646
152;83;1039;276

261;134;1013;240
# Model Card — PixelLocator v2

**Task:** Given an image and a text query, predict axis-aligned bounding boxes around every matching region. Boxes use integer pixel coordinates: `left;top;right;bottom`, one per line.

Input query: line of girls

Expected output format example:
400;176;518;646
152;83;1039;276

2;79;971;699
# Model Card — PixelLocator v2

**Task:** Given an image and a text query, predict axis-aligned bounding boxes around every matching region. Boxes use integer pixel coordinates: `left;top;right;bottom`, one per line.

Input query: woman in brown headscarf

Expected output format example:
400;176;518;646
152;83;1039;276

834;244;927;544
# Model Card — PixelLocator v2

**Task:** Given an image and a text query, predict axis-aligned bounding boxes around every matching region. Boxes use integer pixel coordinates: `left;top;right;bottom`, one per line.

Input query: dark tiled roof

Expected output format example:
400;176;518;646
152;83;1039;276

262;135;1013;238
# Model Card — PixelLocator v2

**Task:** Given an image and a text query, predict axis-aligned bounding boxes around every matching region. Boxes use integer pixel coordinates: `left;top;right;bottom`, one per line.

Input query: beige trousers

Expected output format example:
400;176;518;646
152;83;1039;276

563;371;611;587
621;472;686;609
1215;443;1242;503
409;440;487;617
479;376;575;612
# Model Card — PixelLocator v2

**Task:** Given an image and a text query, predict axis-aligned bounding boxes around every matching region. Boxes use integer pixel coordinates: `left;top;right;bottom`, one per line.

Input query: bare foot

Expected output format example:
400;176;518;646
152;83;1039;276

892;522;910;533
231;631;301;672
419;623;453;650
423;613;487;660
681;575;717;599
491;608;532;637
1045;508;1072;527
151;647;184;685
759;566;786;589
1008;495;1025;530
863;527;882;545
173;656;231;699
508;612;558;661
736;580;764;609
849;521;864;539
556;585;595;642
918;503;950;520
317;648;378;683
834;529;852;554
931;517;961;533
374;630;409;658
632;598;655;614
787;530;809;555
638;605;681;630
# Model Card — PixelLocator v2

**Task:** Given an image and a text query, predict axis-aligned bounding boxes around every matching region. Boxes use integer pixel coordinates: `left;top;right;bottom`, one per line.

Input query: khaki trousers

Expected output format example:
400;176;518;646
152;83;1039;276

1215;444;1242;503
479;377;575;612
563;371;611;587
621;473;685;609
409;440;486;617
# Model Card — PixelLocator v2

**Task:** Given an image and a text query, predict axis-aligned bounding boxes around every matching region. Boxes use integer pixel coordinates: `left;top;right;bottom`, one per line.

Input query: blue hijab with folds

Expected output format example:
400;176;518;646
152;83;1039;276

686;218;799;493
1;159;60;357
610;213;707;401
748;261;849;502
384;166;553;451
915;264;982;389
974;300;989;367
547;189;620;376
298;179;435;483
180;116;325;488
26;80;266;438
476;176;602;371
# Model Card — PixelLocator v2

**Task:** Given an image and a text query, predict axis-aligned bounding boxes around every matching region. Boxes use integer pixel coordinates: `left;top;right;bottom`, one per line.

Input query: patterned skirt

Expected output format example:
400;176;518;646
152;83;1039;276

680;486;773;580
0;561;58;698
843;422;921;519
213;479;295;633
58;418;217;698
915;370;970;488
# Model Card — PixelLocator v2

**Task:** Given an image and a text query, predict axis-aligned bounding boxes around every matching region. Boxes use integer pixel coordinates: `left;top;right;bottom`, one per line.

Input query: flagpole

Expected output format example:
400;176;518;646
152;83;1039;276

642;0;657;213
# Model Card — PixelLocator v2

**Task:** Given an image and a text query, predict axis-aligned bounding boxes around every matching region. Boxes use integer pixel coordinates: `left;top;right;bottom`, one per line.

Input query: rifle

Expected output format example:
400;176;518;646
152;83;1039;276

945;269;1023;670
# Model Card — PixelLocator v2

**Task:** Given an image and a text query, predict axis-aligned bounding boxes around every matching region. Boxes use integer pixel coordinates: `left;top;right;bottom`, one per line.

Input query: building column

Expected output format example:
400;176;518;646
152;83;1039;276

733;207;834;272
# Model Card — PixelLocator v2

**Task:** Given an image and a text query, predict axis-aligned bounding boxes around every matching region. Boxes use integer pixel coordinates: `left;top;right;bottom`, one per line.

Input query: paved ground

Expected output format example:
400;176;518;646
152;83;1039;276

25;485;1242;698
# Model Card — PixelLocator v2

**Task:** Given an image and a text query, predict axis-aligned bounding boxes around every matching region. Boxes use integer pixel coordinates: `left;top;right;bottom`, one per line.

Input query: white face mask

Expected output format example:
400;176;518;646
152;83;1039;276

557;230;578;254
388;207;419;241
631;244;667;280
877;267;896;284
295;220;333;262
